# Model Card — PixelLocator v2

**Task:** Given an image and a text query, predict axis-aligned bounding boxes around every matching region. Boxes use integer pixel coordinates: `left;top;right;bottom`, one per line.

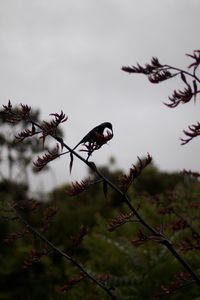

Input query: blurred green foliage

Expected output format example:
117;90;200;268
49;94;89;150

0;162;200;300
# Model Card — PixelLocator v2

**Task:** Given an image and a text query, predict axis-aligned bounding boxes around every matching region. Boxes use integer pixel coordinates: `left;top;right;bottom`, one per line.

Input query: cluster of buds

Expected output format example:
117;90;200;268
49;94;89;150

181;122;200;145
4;228;28;244
187;50;200;70
108;211;135;232
15;124;38;142
42;206;58;231
122;51;200;108
131;229;165;247
40;111;67;145
2;101;31;124
70;224;89;247
156;272;190;298
66;179;91;196
181;235;200;253
122;57;173;84
23;247;49;269
60;275;83;293
166;83;193;108
121;153;152;191
33;144;60;171
167;218;187;232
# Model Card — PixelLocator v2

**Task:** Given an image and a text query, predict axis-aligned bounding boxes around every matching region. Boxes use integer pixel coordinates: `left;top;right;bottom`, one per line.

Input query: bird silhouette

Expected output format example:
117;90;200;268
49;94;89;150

72;122;113;151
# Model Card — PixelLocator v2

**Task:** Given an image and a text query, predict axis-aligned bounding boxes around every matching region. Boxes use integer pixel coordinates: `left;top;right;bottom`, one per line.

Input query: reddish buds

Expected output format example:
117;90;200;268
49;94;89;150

33;144;60;171
121;153;152;191
66;179;91;196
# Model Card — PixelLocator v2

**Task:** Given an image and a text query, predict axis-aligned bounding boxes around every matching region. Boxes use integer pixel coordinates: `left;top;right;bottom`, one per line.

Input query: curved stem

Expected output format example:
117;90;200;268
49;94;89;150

58;138;200;286
164;64;200;83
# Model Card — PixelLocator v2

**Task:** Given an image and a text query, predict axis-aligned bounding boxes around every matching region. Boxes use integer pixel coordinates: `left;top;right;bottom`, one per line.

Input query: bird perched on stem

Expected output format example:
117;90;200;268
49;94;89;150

72;122;113;160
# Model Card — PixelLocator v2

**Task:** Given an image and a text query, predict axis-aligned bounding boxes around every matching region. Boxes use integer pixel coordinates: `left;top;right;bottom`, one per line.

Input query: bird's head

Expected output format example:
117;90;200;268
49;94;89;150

101;122;113;134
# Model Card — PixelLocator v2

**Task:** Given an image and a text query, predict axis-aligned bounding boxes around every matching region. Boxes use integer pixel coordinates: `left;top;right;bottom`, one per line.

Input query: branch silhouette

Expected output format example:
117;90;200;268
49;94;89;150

2;101;200;291
122;50;200;145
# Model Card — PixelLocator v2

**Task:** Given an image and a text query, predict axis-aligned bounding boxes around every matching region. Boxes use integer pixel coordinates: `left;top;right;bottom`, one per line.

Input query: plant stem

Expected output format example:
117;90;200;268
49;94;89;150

15;209;117;300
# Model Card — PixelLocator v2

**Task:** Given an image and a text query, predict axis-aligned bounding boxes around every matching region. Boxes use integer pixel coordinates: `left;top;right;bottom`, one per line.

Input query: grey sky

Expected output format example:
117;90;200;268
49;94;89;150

0;0;200;191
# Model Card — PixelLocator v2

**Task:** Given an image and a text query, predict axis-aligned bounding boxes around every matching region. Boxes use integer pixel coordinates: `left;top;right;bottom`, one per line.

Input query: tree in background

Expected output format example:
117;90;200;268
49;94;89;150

0;106;61;185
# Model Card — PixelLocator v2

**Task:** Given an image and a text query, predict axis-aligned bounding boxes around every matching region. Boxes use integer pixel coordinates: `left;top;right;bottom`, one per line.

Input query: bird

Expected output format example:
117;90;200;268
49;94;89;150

72;122;113;151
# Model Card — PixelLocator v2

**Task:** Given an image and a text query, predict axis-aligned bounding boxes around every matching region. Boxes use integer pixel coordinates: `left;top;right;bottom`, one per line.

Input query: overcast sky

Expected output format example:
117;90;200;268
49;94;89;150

1;0;200;191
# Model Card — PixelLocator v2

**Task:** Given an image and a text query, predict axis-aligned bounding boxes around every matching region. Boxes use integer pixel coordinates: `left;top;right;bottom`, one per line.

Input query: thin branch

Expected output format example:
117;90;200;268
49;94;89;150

51;134;200;285
163;65;200;83
14;209;117;299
